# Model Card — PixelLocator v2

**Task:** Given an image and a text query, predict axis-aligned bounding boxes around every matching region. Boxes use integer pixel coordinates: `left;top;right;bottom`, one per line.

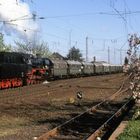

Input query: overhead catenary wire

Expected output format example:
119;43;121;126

102;0;130;57
29;11;140;19
0;16;45;23
1;10;140;23
123;0;139;36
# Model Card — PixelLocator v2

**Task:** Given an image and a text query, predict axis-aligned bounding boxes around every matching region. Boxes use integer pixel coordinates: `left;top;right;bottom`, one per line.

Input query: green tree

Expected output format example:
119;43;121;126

67;46;83;61
15;41;51;57
0;33;11;52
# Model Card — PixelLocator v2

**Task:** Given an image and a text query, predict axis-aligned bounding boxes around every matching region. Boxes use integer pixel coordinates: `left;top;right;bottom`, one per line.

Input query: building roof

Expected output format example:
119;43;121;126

50;52;65;60
67;60;82;65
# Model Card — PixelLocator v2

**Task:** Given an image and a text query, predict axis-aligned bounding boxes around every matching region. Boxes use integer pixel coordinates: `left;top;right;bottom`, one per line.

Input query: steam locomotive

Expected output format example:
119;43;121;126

0;52;122;89
0;52;48;89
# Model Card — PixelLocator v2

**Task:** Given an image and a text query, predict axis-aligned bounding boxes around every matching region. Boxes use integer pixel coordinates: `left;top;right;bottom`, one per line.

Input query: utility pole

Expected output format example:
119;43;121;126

69;30;72;59
93;56;96;62
103;40;106;51
69;30;72;49
116;49;123;65
114;48;116;64
86;36;88;62
108;46;110;64
120;49;122;65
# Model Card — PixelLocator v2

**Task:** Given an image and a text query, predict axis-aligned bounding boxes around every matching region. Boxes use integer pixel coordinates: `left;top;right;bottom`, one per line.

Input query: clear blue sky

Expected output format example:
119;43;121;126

2;0;140;64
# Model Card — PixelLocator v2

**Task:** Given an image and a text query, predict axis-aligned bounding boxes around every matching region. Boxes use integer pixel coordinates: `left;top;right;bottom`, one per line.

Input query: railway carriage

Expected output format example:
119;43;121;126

110;64;116;73
81;62;94;75
51;59;68;78
67;60;82;76
102;62;110;73
117;65;123;73
93;62;104;74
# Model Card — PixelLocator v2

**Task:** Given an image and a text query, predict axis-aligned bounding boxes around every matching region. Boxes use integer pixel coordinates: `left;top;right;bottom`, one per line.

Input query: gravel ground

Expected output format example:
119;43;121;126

0;73;132;140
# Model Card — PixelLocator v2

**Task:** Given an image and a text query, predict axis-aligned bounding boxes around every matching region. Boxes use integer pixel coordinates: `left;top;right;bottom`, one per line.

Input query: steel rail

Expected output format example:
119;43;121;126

86;97;134;140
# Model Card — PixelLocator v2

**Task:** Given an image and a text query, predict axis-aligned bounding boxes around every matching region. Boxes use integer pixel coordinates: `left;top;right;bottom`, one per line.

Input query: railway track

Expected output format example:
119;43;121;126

36;74;133;140
37;98;134;140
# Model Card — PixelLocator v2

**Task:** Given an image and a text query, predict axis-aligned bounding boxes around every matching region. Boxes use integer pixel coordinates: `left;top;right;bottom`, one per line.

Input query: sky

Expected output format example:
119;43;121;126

1;0;140;64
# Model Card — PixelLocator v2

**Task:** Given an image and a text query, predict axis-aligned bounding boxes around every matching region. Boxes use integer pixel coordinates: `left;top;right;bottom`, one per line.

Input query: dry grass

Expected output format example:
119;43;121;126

0;115;29;137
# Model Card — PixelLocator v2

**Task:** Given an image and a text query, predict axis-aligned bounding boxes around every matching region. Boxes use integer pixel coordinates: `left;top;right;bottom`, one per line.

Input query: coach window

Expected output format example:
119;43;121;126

3;55;6;63
13;56;15;63
55;62;58;68
0;55;3;62
62;63;64;68
45;59;50;65
59;63;63;68
60;63;61;68
5;55;11;63
58;64;60;69
14;56;18;64
58;63;60;68
20;57;25;64
7;56;12;63
7;56;10;63
18;56;22;64
55;63;58;69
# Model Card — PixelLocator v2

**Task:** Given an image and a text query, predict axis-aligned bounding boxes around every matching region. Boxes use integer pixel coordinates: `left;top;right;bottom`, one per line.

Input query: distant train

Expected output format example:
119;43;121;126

32;57;122;79
0;52;122;89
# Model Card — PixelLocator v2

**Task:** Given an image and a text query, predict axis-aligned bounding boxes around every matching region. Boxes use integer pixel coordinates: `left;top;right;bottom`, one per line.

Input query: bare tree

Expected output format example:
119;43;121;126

15;41;51;57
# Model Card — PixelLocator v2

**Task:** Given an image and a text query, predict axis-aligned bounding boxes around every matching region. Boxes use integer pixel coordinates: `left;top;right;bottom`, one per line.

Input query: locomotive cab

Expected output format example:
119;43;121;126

31;57;53;79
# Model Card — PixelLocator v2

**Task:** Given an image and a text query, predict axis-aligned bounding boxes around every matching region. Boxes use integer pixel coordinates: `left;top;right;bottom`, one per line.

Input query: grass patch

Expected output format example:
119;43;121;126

117;106;140;140
117;120;140;140
0;115;29;137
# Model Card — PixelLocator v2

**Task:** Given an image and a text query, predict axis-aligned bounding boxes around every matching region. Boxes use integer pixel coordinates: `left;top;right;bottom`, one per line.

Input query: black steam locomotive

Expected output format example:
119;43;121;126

0;52;48;89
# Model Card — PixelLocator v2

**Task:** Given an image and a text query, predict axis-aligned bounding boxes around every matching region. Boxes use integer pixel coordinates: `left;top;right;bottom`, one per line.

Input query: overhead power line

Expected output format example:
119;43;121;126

0;14;44;23
1;10;140;23
38;11;140;18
